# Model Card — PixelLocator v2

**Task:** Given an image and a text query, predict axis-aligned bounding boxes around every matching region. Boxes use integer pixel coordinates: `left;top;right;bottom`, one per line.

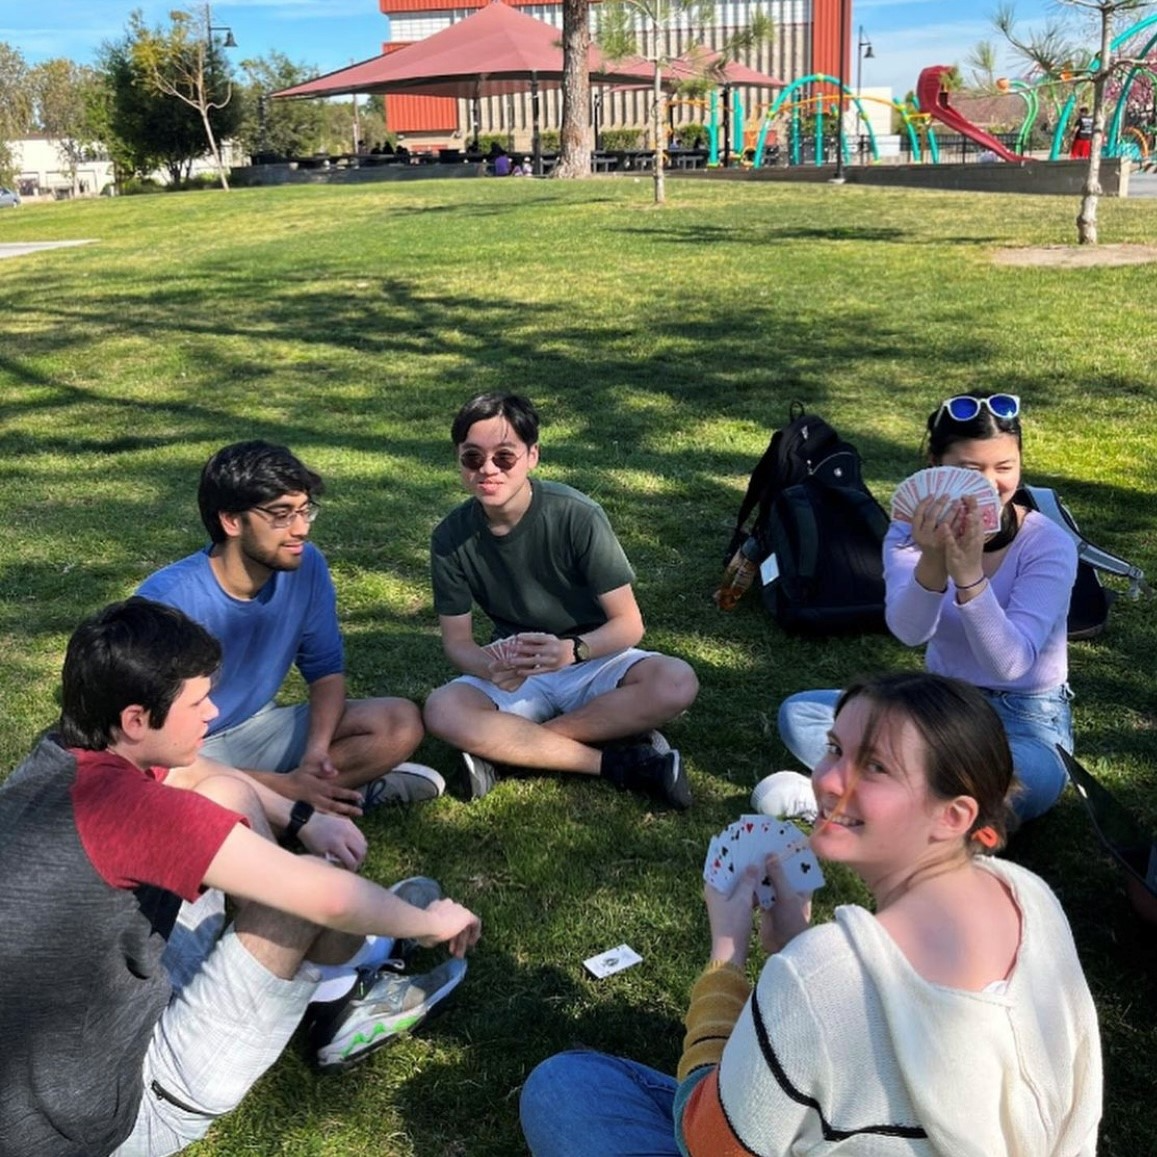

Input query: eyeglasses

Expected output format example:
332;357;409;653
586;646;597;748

458;447;524;472
935;394;1021;425
249;501;320;528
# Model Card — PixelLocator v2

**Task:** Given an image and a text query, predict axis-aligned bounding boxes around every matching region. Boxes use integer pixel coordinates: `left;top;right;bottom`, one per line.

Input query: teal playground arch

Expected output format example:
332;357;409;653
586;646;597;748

752;74;923;167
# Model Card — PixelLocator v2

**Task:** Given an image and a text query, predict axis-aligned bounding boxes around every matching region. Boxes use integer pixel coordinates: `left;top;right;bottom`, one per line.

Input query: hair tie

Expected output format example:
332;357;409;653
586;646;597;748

971;825;999;849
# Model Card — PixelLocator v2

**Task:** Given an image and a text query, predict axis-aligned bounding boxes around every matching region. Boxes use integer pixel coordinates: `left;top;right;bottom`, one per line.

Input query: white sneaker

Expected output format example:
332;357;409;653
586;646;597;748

751;770;818;822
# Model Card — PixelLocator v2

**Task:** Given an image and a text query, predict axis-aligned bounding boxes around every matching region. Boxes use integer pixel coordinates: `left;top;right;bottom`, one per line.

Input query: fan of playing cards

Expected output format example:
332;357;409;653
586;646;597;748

703;816;825;910
891;466;1002;536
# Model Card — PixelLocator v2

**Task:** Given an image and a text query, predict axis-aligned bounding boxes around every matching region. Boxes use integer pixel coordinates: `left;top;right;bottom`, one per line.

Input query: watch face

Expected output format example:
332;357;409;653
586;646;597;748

574;637;591;662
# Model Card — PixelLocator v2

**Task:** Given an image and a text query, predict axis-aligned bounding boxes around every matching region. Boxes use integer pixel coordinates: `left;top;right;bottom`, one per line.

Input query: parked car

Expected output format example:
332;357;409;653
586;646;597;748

0;187;21;208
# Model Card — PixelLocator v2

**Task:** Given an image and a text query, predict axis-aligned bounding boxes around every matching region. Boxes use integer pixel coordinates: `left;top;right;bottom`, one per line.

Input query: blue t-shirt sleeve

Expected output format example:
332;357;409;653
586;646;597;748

295;553;344;683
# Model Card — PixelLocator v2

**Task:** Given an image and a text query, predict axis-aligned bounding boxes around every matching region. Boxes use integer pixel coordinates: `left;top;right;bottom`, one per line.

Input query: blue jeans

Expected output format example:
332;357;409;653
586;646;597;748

777;684;1074;823
520;1050;679;1157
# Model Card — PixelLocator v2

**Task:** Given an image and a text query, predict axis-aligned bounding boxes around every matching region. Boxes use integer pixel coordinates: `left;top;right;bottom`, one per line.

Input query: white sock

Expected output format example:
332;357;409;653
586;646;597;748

310;934;396;1004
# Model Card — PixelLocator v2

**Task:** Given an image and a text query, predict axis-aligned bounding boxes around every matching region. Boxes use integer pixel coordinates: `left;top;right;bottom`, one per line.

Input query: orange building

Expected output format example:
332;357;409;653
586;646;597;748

373;0;851;149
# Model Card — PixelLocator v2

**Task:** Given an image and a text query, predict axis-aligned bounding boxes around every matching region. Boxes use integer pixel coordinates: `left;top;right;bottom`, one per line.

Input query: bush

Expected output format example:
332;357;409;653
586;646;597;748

117;177;165;197
599;128;643;151
674;122;708;149
477;133;512;155
539;130;560;152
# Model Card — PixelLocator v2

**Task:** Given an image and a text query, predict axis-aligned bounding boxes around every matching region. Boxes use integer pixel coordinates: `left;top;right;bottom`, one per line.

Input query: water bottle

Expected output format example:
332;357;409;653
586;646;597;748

714;535;761;610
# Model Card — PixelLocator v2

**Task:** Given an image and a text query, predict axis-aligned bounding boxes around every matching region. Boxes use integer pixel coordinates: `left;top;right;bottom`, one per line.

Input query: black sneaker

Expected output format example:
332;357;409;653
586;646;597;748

601;729;671;757
307;957;467;1074
462;752;498;800
600;745;692;810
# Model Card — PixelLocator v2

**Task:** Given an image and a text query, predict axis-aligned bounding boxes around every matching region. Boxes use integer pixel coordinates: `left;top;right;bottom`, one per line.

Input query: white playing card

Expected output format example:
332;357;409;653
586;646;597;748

703;817;825;910
584;943;643;979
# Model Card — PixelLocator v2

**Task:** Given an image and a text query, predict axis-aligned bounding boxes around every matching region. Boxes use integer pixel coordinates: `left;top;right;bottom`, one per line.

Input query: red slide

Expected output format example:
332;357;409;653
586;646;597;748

916;66;1026;164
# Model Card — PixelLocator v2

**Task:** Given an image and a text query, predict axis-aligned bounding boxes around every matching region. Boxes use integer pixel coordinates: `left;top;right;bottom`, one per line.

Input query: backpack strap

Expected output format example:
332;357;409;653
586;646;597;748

1021;486;1151;598
725;401;810;561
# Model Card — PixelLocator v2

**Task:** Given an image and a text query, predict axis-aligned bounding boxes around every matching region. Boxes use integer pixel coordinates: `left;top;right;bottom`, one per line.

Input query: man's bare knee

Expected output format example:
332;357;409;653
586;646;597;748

192;775;273;841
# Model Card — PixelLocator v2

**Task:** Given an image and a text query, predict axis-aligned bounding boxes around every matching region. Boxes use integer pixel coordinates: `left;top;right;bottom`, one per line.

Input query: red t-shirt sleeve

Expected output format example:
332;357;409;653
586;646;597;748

71;749;248;902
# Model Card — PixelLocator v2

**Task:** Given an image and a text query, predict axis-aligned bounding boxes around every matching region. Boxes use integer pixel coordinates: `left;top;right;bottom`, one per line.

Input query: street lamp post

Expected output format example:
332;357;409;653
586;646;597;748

856;27;875;164
832;0;849;181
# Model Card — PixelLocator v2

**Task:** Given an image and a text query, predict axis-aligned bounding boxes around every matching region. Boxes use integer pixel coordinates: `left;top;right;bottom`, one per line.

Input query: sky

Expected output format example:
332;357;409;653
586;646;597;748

3;0;1085;96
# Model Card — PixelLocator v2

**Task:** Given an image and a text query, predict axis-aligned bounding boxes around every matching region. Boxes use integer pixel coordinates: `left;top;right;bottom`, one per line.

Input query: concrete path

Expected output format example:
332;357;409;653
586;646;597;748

0;240;96;259
1129;172;1157;198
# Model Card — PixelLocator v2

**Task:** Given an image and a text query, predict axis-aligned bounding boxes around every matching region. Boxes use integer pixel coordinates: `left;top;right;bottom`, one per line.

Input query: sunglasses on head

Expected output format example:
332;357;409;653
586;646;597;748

458;447;524;472
936;394;1021;425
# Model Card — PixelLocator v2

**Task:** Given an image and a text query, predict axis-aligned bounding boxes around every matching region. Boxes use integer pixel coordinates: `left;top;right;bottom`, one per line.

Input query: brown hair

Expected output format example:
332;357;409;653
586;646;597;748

834;671;1017;851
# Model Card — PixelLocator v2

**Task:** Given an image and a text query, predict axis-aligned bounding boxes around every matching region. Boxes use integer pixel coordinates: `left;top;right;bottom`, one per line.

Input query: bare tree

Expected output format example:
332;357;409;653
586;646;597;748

997;0;1154;244
597;0;769;204
554;0;593;178
130;5;237;190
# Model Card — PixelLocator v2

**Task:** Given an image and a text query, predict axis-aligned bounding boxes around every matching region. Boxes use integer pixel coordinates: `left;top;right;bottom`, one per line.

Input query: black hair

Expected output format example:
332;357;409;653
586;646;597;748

58;598;222;750
198;440;323;544
451;394;540;448
925;390;1023;462
835;671;1017;851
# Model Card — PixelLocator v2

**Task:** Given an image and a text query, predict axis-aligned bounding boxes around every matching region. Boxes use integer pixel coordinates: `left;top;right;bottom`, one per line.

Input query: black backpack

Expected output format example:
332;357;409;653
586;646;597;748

722;403;890;635
1017;485;1150;640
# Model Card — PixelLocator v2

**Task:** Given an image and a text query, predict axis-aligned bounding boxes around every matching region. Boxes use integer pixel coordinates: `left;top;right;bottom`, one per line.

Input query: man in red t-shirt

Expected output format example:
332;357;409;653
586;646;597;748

0;598;481;1156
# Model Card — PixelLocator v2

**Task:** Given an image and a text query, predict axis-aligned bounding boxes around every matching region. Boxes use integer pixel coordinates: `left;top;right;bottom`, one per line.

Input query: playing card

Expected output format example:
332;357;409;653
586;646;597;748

483;636;518;664
702;817;825;909
583;943;643;979
891;467;1001;535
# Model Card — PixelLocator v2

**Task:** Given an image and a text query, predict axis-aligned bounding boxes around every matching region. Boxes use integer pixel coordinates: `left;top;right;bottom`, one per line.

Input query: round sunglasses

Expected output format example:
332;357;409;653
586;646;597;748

936;394;1021;425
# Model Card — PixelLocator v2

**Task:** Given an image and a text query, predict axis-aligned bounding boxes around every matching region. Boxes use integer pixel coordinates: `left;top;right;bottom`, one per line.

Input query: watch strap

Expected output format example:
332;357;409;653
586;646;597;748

284;800;315;843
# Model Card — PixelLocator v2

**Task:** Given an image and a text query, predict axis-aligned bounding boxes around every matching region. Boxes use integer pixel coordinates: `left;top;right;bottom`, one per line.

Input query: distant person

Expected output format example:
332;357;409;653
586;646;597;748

1071;107;1095;159
139;441;443;816
0;598;481;1152
494;153;513;176
423;393;699;806
521;672;1102;1157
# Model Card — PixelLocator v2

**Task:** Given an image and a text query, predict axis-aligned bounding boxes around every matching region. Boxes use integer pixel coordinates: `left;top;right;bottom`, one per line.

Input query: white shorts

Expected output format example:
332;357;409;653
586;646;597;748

113;926;319;1156
452;648;655;722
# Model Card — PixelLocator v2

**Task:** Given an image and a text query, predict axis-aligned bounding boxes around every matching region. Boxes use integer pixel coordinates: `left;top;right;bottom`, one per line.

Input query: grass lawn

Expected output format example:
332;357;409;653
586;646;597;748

2;175;1156;1156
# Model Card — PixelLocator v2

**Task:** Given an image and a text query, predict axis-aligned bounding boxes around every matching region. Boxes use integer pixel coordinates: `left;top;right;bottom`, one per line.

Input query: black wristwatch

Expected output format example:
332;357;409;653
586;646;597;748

571;636;591;664
283;800;315;844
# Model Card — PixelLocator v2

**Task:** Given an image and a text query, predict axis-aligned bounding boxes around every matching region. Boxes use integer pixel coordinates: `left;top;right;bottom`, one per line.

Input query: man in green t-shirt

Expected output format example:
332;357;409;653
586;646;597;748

425;393;698;807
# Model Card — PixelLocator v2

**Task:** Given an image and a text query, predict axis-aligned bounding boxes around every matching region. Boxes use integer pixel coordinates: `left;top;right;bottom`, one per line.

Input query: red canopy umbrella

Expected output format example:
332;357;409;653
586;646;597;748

272;2;658;101
665;45;784;89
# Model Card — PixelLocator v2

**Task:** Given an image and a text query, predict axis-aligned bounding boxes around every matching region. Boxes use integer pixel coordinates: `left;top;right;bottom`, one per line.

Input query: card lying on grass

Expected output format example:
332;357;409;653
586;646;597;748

703;816;825;910
891;466;1001;536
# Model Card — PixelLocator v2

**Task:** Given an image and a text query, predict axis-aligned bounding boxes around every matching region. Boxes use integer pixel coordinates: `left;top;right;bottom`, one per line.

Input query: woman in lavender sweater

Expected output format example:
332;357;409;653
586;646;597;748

767;392;1077;823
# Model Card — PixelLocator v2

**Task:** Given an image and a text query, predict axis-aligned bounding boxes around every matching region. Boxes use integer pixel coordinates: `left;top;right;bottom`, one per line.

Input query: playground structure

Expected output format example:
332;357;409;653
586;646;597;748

680;12;1157;169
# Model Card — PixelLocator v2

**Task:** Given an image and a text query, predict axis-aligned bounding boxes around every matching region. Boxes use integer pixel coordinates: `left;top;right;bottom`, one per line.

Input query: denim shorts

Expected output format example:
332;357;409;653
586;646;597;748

200;701;310;773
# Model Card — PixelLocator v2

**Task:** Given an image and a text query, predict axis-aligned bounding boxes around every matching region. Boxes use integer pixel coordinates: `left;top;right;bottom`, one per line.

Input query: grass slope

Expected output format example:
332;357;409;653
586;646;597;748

2;178;1156;1156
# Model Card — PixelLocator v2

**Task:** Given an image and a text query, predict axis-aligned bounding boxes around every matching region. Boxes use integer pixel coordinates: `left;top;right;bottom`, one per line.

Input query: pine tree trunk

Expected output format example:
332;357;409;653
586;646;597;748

553;0;592;178
1077;8;1115;245
651;64;665;205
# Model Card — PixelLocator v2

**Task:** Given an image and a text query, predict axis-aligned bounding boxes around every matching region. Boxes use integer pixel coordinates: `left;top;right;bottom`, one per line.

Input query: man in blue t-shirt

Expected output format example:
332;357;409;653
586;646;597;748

139;440;442;815
424;393;699;807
